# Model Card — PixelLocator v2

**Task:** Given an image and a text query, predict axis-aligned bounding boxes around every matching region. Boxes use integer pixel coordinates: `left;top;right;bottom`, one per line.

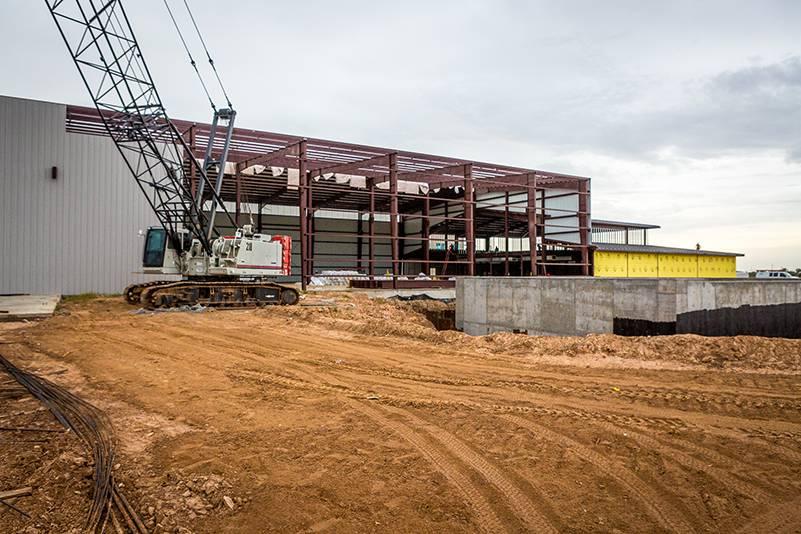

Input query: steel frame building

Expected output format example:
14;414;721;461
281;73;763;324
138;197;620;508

66;105;592;289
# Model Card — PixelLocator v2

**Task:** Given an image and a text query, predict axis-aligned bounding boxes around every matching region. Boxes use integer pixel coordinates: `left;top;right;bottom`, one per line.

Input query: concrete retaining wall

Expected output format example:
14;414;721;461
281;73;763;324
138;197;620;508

456;277;801;338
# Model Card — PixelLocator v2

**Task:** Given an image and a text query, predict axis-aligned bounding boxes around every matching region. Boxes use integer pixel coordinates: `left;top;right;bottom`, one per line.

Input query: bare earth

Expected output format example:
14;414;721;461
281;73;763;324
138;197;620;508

2;294;801;533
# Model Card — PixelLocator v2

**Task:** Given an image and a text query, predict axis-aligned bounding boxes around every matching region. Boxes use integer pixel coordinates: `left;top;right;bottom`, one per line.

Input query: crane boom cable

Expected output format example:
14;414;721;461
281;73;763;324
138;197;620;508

181;0;232;107
162;0;217;111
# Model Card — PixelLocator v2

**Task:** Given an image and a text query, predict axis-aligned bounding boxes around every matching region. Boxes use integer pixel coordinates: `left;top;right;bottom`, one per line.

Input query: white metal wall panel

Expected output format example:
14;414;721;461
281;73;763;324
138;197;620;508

543;188;580;244
1;95;165;295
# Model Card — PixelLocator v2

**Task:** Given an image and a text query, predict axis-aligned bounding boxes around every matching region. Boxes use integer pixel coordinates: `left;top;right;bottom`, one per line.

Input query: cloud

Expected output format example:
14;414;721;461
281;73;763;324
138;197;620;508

712;56;801;94
572;57;801;161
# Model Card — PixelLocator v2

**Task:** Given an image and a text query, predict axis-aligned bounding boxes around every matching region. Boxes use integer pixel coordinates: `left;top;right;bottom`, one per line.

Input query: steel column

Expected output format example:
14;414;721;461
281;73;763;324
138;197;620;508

527;176;538;276
389;153;399;288
539;187;547;275
308;168;315;282
368;180;376;278
504;191;510;276
298;140;308;290
422;195;430;274
356;212;364;271
464;163;475;276
579;179;591;275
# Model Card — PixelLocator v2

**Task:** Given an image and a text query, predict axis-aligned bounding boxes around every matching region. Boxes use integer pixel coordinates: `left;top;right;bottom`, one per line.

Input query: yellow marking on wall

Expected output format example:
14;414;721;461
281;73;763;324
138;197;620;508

594;251;736;278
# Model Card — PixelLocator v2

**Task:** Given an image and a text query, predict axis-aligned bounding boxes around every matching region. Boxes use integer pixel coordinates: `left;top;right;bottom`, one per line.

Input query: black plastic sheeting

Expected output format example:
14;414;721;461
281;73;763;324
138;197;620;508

613;318;677;336
677;302;801;338
613;302;801;338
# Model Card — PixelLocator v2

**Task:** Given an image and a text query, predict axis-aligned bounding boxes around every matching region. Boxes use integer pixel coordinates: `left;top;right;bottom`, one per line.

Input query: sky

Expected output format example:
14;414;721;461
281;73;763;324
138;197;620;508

1;1;799;270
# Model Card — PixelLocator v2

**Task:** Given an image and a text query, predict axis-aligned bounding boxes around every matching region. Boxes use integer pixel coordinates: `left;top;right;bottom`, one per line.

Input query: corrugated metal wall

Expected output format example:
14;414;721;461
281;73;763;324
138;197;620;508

0;95;165;295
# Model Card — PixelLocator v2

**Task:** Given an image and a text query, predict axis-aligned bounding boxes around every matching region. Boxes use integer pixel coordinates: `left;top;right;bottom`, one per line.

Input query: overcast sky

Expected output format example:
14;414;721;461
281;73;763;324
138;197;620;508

2;1;799;270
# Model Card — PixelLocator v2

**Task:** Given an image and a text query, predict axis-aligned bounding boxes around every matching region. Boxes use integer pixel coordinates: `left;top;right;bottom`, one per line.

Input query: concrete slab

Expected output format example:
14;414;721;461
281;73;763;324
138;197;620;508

0;294;60;321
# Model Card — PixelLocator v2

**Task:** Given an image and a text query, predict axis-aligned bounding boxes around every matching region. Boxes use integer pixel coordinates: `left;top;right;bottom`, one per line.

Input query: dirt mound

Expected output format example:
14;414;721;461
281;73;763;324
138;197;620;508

266;292;801;372
266;293;447;342
464;332;801;372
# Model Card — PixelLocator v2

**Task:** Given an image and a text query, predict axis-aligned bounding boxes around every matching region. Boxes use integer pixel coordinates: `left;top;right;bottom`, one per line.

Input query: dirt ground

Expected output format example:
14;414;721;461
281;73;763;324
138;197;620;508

2;293;801;533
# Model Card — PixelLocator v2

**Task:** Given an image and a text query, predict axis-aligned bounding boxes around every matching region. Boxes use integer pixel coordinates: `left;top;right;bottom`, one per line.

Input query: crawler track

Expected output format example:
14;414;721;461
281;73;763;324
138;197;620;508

127;280;299;309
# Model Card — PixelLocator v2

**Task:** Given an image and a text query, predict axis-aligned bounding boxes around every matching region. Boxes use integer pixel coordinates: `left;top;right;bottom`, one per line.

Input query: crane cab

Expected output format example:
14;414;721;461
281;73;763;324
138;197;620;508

142;227;182;275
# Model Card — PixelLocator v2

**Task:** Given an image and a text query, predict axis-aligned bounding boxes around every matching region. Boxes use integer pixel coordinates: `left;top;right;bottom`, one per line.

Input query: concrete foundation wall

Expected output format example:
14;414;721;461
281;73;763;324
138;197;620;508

457;277;801;337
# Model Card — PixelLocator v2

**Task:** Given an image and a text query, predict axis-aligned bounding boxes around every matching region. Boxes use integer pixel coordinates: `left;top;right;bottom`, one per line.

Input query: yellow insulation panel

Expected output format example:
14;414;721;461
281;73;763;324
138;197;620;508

627;252;659;277
698;255;737;278
658;254;699;277
593;251;628;277
594;251;737;278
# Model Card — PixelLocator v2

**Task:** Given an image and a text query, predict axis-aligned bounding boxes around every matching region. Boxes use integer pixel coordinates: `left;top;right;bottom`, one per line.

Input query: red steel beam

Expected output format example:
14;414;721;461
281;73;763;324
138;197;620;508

368;179;376;278
579;179;591;276
309;153;392;178
236;142;302;171
389;153;399;288
527;176;538;276
422;195;430;270
396;163;468;181
298;140;308;290
464;163;475;276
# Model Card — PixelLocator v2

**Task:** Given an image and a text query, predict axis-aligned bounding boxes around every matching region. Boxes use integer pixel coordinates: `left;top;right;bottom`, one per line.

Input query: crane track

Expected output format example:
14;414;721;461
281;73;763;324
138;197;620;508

134;280;299;309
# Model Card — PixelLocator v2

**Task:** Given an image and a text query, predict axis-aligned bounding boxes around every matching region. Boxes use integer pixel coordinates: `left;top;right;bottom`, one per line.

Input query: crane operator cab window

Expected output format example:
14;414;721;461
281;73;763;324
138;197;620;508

143;228;167;268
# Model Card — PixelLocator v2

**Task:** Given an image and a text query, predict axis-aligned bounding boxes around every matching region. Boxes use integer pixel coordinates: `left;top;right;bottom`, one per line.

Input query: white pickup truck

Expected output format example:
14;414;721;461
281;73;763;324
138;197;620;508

755;270;799;279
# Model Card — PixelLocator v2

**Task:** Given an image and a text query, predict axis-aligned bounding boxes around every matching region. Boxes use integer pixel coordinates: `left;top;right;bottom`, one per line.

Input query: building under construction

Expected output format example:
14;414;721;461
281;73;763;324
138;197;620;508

0;95;740;295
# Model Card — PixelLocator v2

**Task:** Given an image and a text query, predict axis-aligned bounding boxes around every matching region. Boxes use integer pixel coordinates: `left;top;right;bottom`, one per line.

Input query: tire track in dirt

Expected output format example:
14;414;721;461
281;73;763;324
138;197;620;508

378;404;559;534
192;322;800;406
752;439;801;464
92;321;801;472
344;400;507;534
310;359;801;417
282;349;801;437
285;364;559;534
155;324;801;434
501;414;697;533
72;332;544;532
595;421;774;501
736;497;801;534
89;324;801;494
228;364;801;474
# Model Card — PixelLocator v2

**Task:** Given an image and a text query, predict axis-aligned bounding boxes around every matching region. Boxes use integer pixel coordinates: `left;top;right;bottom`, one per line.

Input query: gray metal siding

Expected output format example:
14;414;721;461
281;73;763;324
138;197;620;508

1;95;164;295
